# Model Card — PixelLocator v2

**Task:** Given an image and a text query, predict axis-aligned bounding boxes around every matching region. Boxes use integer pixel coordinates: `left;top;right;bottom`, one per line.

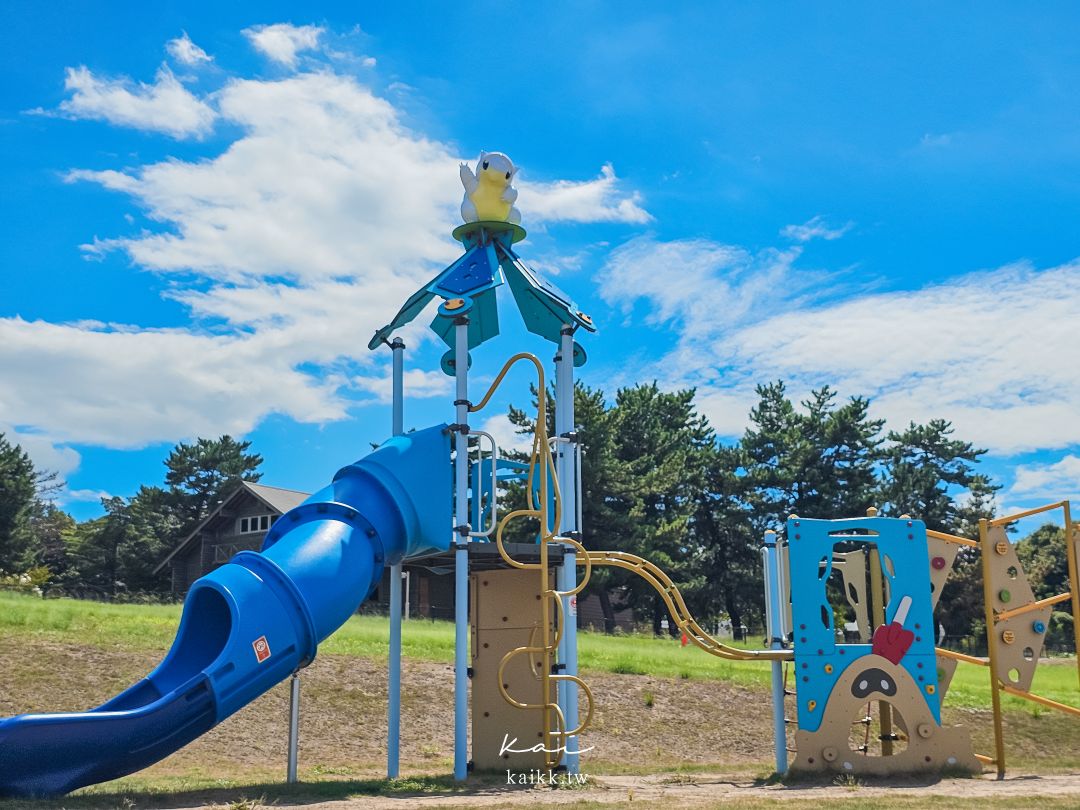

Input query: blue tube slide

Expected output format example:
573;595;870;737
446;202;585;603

0;424;450;798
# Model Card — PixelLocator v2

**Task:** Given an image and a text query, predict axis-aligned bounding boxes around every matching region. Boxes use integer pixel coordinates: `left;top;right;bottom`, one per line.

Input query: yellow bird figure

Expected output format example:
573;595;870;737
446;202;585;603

459;151;521;224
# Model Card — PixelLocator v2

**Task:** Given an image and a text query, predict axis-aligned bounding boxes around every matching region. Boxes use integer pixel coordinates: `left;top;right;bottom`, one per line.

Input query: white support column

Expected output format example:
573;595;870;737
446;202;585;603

452;317;470;781
387;337;405;779
762;530;788;775
287;672;300;783
554;325;580;773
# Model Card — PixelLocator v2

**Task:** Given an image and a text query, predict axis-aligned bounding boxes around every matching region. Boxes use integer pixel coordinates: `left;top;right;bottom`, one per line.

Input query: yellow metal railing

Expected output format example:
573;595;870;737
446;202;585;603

577;550;793;662
469;353;595;770
471;361;1078;779
978;500;1079;777
932;502;1079;776
472;352;791;768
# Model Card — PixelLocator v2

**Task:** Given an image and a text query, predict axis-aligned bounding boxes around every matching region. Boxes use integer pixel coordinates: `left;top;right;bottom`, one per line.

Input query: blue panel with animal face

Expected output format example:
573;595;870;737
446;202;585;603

786;516;941;733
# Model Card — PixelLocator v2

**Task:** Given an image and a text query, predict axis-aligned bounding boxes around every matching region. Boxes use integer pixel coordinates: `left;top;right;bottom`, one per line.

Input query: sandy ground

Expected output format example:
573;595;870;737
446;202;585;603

281;772;1080;809
1;638;1079;807
0;638;788;774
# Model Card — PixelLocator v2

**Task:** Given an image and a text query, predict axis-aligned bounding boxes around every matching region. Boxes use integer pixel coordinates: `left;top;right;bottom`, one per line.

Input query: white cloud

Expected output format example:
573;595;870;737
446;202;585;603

725;262;1080;454
64;488;114;504
243;23;323;69
781;215;853;243
526;250;587;277
0;425;81;477
598;236;811;340
69;72;464;281
1009;455;1080;499
519;164;652;224
600;238;1080;457
477;413;534;455
354;367;452;404
57;64;215;139
0;317;345;450
921;132;954;149
6;51;649;474
166;32;212;66
691;389;761;438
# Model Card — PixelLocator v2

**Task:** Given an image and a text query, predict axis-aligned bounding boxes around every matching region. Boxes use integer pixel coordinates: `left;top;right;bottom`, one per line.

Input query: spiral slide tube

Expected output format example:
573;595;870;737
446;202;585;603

0;424;450;798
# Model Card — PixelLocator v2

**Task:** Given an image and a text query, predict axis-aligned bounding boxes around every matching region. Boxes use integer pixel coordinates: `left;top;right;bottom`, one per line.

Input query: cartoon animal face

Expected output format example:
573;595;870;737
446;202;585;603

791;651;979;776
850;667;898;699
477;151;516;185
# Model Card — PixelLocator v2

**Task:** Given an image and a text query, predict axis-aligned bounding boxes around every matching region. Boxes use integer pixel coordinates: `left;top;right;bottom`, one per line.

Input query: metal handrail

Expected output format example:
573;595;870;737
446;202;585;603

467;429;499;538
579;550;792;662
468;351;595;769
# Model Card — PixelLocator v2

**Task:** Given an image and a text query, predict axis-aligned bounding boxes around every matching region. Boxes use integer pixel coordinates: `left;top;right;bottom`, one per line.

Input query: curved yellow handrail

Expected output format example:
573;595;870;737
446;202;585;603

579;550;793;662
470;351;596;769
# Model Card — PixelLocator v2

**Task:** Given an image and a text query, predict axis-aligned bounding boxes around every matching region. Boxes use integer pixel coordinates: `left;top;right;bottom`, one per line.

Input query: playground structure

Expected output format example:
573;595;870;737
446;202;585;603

0;153;1078;797
765;501;1080;777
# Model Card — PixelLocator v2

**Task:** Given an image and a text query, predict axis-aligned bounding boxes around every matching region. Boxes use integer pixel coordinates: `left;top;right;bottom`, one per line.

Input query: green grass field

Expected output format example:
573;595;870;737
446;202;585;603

2;590;1076;711
2;590;1079;808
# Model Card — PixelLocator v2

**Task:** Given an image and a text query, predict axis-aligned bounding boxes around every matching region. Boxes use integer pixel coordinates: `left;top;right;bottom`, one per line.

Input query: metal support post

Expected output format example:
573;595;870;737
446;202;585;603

387;337;405;778
554;325;580;773
979;518;1007;778
287;672;300;783
1064;501;1080;690
391;337;405;435
762;530;788;774
867;544;895;756
453;318;470;781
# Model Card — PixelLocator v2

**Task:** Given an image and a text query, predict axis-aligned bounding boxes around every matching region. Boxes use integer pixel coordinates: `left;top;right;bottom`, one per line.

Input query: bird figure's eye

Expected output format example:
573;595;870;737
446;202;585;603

505;171;511;179
482;161;489;170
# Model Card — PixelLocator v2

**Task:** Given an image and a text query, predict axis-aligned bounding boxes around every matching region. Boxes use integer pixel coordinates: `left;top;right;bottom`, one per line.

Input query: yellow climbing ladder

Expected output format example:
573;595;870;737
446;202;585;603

472;352;791;770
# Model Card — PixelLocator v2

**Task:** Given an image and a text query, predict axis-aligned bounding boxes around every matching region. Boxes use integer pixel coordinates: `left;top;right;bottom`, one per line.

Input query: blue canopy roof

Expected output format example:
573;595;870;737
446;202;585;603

368;221;596;354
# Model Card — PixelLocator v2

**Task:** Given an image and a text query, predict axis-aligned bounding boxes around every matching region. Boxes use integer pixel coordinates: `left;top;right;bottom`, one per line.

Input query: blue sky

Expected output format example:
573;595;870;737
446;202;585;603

2;3;1079;524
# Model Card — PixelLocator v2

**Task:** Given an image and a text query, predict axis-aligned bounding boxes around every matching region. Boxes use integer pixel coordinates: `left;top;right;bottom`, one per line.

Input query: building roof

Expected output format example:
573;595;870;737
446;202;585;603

243;482;309;514
152;481;311;575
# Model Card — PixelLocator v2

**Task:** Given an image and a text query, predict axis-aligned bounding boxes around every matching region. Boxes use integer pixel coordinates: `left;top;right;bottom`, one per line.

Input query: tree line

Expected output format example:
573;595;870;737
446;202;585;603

0;434;262;599
0;380;1072;649
506;380;1073;648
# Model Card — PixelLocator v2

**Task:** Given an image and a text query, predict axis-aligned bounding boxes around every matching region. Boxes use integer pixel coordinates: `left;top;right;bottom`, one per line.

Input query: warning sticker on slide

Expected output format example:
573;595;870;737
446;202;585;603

253;635;271;663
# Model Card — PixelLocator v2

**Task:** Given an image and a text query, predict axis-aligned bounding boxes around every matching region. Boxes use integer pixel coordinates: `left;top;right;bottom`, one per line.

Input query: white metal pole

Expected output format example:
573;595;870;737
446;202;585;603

453;317;470;781
555;325;580;773
387;337;405;778
762;530;788;774
554;346;568;750
287;672;300;783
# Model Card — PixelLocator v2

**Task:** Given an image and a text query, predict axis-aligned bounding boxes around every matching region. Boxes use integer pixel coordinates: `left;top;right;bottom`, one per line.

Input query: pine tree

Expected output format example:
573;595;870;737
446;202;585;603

691;443;761;637
164;436;263;529
934;475;999;638
1017;523;1071;601
22;501;77;589
0;433;39;572
876;419;992;528
607;383;714;634
741;382;883;527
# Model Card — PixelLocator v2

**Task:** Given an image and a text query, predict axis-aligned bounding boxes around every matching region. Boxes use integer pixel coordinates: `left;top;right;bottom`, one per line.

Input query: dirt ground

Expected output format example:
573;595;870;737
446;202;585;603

280;772;1080;809
0;638;786;775
1;638;1079;808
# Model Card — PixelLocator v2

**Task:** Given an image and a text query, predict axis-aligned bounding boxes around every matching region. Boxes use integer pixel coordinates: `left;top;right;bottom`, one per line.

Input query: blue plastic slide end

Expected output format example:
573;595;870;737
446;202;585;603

0;423;451;798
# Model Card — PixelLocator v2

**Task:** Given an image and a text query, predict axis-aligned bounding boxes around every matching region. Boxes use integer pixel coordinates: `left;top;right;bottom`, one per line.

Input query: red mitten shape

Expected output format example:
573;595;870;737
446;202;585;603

871;595;915;665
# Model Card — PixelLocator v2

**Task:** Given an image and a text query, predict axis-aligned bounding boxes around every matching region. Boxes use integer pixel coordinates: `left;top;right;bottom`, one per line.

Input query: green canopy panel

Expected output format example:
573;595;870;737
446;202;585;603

430;287;500;351
369;224;595;356
497;244;597;342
